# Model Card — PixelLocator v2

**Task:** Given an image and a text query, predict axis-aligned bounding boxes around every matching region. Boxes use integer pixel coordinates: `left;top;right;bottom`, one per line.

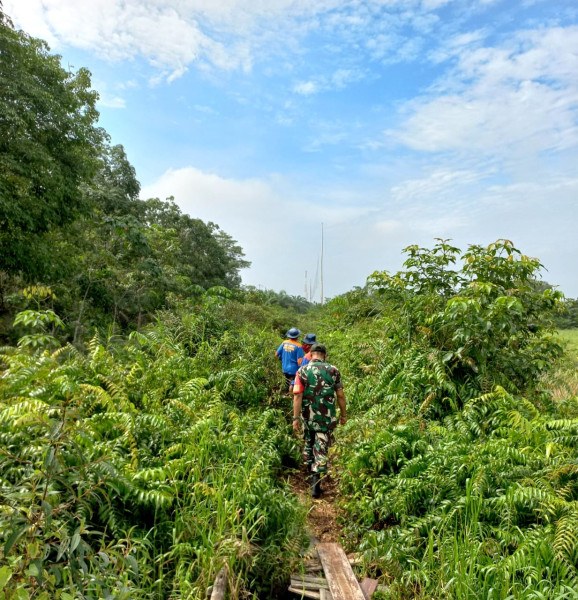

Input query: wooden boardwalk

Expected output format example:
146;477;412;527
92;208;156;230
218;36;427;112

288;542;380;600
208;542;383;599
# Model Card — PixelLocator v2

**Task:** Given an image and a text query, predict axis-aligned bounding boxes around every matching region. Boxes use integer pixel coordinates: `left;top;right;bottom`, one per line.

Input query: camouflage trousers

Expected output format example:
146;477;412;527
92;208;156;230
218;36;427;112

303;426;333;474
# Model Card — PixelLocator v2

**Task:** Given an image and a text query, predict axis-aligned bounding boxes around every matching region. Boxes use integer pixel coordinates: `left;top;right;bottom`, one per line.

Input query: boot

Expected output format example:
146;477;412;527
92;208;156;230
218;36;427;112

310;472;322;498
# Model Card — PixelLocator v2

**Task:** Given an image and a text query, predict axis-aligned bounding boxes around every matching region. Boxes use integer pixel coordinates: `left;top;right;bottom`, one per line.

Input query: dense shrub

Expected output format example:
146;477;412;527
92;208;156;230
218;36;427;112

321;240;577;599
0;299;307;599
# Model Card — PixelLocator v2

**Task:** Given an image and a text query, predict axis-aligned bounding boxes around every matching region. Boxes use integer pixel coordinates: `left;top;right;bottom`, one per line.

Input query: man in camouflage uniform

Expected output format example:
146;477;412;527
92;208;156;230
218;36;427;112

292;343;347;497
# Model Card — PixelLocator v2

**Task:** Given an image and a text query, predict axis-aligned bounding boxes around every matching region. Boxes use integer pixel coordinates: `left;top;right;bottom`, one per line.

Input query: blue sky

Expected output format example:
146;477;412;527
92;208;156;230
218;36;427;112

7;0;578;298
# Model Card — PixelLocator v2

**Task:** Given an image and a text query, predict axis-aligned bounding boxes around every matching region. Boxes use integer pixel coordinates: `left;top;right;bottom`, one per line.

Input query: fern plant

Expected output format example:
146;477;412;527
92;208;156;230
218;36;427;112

0;308;307;599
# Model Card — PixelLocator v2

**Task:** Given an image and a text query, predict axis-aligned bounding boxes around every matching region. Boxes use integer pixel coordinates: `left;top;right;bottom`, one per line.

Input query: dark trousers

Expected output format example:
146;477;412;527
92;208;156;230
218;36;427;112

282;372;294;391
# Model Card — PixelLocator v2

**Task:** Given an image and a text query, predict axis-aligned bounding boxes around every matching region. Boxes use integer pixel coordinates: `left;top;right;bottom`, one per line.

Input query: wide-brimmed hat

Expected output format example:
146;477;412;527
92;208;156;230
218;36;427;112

303;333;316;345
286;327;300;339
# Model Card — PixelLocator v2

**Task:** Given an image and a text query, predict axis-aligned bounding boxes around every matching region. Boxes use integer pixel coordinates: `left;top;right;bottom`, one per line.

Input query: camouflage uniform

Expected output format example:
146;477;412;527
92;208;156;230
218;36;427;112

294;359;343;474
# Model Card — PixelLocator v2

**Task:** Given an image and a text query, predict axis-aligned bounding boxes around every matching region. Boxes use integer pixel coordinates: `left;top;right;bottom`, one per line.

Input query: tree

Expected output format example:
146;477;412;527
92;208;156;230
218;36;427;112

84;144;141;216
137;197;250;290
0;8;104;280
367;239;563;414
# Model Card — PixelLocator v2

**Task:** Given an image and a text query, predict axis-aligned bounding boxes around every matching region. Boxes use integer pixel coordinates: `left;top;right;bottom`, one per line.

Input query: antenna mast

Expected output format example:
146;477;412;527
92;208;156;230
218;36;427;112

320;223;324;306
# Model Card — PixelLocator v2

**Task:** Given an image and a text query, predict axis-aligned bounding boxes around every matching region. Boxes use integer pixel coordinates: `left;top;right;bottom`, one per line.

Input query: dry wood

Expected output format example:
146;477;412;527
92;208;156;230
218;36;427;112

359;578;379;599
291;574;329;586
288;586;321;599
210;567;227;600
305;554;359;572
317;543;366;600
320;590;331;600
291;579;327;591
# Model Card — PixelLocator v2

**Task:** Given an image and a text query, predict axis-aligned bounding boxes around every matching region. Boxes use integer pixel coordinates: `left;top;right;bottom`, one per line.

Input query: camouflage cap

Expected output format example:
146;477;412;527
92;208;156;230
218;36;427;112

310;343;327;355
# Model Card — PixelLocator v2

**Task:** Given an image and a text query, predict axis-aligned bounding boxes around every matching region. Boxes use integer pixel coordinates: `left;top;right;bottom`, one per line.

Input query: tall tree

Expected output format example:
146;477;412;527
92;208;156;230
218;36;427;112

0;8;104;280
138;197;250;290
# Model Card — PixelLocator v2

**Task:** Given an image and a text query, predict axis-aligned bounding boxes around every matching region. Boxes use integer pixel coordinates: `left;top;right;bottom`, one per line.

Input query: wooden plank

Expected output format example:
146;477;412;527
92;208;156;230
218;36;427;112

291;579;326;591
359;578;378;599
317;543;366;600
320;590;331;600
305;555;359;572
288;586;321;599
210;567;227;600
291;577;329;590
291;575;329;587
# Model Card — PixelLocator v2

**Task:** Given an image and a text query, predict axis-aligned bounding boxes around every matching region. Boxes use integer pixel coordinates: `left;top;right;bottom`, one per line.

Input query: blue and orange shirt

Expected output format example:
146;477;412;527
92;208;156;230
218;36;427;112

275;339;305;375
292;351;311;385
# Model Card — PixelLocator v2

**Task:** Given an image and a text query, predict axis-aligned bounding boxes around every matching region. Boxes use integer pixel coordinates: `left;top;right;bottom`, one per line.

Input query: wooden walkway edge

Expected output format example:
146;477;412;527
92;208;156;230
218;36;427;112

288;543;379;600
316;543;366;600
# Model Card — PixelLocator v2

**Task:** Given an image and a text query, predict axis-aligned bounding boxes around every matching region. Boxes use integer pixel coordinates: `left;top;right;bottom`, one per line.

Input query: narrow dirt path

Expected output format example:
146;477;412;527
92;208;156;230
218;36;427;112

289;463;342;543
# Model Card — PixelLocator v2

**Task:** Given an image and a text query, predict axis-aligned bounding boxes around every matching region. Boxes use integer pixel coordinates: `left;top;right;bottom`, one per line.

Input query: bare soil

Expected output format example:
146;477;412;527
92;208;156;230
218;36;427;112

289;462;343;543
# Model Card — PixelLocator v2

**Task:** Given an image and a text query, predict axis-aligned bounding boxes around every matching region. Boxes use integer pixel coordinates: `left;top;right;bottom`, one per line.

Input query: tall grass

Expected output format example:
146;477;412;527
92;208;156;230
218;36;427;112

0;300;307;599
318;243;578;600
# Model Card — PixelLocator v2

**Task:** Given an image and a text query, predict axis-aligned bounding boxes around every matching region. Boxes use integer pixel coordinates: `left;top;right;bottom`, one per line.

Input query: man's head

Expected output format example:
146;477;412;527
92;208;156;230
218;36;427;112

302;333;316;352
310;342;327;358
286;327;300;339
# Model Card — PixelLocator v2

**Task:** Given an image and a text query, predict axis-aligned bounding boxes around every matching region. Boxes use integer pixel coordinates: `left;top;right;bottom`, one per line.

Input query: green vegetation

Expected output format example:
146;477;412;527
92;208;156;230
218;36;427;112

0;290;307;599
2;7;578;600
321;240;578;599
0;10;249;344
557;329;578;356
555;299;578;330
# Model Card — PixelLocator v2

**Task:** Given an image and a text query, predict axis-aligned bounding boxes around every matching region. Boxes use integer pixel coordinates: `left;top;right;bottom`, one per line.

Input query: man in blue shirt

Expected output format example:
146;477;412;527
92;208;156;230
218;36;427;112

275;328;305;391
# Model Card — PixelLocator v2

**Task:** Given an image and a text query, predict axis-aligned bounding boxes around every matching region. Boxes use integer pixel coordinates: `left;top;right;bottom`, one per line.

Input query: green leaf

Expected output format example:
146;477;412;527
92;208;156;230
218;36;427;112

4;525;27;555
26;563;39;578
442;352;453;363
41;501;52;527
14;588;29;600
70;533;81;553
126;554;139;575
0;566;12;590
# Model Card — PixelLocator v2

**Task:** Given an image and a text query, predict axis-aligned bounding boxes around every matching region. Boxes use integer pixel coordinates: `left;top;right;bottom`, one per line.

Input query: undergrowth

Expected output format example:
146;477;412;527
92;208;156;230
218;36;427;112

0;291;307;599
323;241;578;599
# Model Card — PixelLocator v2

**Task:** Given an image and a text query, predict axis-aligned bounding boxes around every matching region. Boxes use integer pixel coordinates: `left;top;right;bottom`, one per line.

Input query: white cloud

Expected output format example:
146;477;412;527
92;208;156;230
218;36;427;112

391;169;484;203
193;104;218;114
293;81;318;95
374;219;402;234
391;26;578;156
97;95;126;109
140;164;578;297
140;166;402;296
4;0;502;80
429;29;487;63
292;68;366;96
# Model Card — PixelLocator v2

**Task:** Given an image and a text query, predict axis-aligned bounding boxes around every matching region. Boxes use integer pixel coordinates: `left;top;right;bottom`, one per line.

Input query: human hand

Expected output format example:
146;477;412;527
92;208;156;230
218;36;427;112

292;418;301;433
339;415;347;425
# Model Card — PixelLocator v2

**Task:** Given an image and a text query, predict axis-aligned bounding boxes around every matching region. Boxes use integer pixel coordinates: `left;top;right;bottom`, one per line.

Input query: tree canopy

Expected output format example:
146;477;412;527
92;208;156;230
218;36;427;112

0;10;104;277
0;8;249;340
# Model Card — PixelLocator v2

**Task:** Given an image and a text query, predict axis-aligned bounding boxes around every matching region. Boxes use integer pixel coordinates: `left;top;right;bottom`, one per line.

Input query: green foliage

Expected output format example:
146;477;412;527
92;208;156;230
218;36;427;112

555;299;578;329
316;240;577;599
338;387;578;599
242;287;314;315
0;304;306;599
0;10;103;280
348;239;564;418
0;12;249;341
